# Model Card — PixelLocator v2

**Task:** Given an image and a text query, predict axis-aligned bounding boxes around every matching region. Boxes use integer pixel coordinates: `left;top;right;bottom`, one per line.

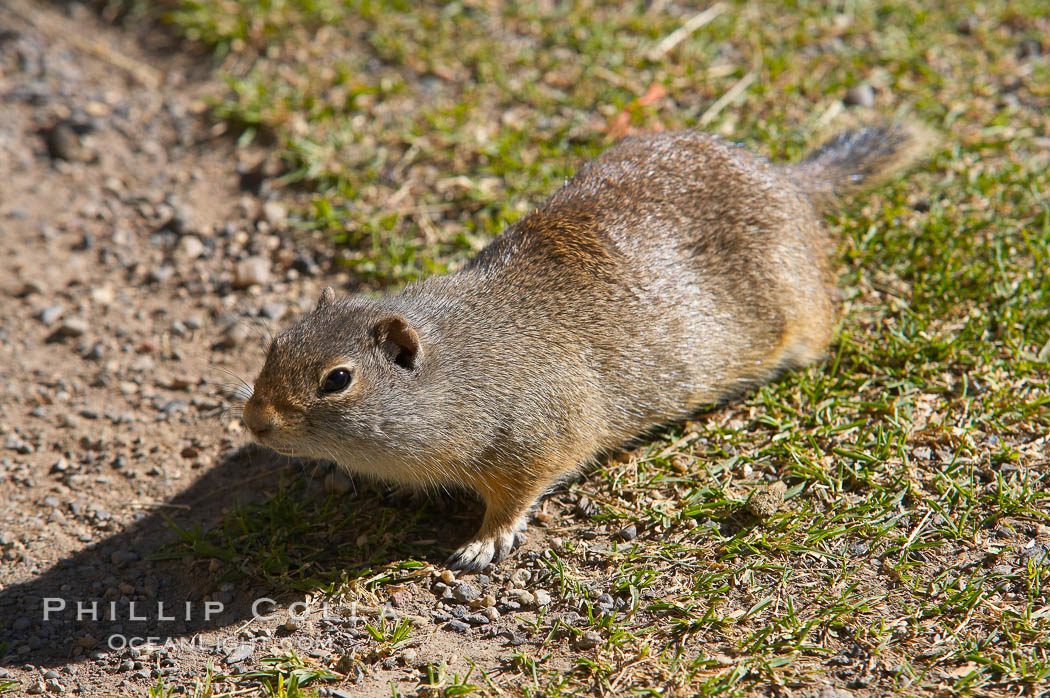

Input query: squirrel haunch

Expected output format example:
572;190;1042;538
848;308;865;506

242;126;928;570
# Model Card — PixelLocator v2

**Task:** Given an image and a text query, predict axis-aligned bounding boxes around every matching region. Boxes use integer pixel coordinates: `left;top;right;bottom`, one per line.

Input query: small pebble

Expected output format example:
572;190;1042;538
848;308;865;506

439;569;456;584
847;540;869;557
1018;38;1042;59
160;399;188;417
44;122;79;161
147;266;174;284
956;14;978;35
746;481;787;518
452;582;480;604
389;589;413;608
292;254;319;276
509;589;534;607
1022;540;1048;566
323;471;353;495
176;235;205;260
169;204;198;235
18;281;44;297
262;201;287;226
617;524;638;541
844;84;875;108
578;630;602;650
445;619;470;633
233;256;271;289
5;435;32;454
225;643;253;665
534;589;552;607
215;321;251;350
260;302;287;319
37;305;64;326
82;342;105;361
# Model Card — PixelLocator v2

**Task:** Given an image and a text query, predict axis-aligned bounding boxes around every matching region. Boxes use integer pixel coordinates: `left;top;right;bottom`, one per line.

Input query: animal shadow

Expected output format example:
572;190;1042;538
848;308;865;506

0;445;478;669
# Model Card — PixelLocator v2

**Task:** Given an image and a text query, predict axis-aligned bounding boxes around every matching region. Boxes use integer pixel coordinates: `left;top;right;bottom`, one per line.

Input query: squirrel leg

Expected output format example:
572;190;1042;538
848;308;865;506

447;477;544;571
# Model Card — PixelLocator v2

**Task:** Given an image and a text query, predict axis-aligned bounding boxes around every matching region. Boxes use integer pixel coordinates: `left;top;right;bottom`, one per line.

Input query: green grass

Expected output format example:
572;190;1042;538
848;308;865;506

146;0;1049;694
145;654;336;697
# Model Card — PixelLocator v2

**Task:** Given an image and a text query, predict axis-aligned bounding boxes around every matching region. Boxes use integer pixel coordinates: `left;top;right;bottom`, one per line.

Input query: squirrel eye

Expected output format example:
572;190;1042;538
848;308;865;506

321;368;352;394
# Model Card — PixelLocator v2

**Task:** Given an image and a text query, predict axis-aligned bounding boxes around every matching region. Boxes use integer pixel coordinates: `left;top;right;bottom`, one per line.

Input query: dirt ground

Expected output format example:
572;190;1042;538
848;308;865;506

0;3;447;696
2;3;627;696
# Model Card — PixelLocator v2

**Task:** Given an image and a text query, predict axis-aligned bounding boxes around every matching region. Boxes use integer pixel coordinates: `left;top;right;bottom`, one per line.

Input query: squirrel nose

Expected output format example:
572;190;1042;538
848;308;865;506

241;400;276;437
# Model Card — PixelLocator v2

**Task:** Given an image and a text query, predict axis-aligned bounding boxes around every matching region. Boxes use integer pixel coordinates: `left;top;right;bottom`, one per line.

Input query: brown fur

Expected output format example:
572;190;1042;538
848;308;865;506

241;124;928;570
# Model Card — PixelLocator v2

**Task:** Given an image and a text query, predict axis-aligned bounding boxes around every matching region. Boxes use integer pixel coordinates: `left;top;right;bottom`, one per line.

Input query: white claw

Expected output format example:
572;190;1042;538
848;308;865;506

447;517;528;571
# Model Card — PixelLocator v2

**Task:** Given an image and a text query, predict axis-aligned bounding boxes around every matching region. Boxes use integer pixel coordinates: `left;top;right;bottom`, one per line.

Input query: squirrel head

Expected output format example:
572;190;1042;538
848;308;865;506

241;287;428;477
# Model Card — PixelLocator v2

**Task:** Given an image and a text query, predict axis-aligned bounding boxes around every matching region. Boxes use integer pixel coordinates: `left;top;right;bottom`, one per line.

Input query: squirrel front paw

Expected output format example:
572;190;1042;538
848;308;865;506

447;517;528;571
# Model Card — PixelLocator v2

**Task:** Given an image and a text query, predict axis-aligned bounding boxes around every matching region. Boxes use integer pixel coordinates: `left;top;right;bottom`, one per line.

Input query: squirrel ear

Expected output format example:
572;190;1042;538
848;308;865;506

374;315;421;371
316;287;335;310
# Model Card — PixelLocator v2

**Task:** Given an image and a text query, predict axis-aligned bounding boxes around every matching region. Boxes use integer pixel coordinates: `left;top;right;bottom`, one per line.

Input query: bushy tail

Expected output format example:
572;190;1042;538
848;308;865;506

789;123;933;213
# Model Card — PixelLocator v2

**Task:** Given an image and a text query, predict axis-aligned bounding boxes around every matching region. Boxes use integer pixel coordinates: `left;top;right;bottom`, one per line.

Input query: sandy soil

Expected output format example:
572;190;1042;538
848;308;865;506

0;5;598;696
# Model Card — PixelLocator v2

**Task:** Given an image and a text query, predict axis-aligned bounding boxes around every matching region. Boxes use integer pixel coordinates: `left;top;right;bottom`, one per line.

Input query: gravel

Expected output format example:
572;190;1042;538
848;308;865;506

452;582;480;603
